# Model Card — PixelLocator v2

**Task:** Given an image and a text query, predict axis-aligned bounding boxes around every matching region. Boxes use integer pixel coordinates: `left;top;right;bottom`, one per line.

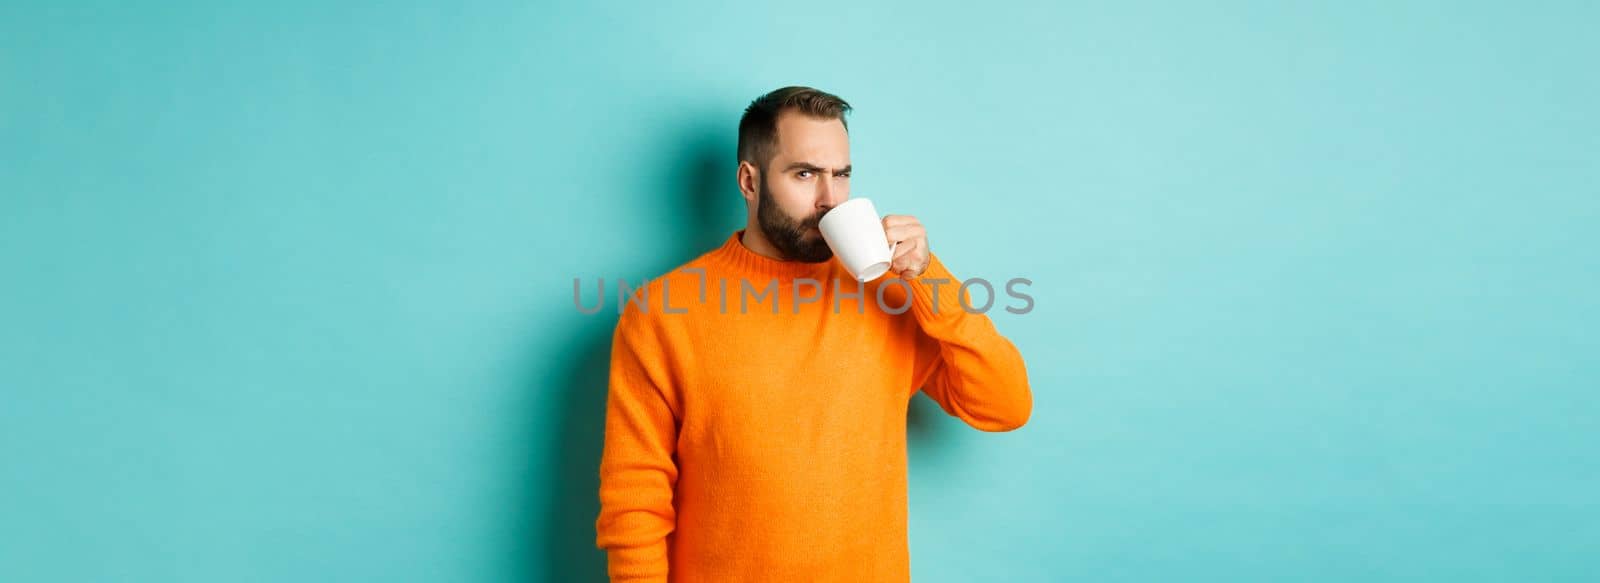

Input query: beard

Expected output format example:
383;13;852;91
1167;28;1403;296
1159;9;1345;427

756;172;833;262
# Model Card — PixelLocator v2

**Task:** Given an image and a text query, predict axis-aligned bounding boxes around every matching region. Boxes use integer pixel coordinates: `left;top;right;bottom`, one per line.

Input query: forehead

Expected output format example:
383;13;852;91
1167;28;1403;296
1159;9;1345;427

771;111;850;166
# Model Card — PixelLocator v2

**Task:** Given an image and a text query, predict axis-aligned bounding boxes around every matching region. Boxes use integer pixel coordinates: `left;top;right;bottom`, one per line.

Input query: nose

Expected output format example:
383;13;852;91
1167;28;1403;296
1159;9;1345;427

816;175;845;213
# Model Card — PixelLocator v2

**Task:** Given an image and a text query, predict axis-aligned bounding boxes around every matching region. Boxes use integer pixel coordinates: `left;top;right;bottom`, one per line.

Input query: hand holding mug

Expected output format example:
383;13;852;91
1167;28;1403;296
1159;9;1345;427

881;214;929;280
819;198;932;282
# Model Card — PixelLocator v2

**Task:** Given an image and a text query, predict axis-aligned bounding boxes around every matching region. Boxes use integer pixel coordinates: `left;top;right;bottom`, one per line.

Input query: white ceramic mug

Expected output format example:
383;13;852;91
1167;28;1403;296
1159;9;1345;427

818;198;898;282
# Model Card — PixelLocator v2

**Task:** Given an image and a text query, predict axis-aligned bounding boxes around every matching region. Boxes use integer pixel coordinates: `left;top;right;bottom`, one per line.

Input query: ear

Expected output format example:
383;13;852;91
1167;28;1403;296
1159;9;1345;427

736;161;759;204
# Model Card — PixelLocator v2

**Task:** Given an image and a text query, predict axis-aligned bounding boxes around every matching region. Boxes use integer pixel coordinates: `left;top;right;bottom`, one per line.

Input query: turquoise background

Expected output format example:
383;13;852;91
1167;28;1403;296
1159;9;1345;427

3;1;1596;581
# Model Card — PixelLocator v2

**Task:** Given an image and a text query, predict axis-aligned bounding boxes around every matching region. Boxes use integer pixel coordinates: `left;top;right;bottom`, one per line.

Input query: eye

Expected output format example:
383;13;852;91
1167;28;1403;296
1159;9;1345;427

797;170;813;179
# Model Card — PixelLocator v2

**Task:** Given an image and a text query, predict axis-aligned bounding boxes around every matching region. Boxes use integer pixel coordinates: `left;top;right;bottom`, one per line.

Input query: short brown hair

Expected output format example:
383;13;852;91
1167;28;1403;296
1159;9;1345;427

737;86;852;170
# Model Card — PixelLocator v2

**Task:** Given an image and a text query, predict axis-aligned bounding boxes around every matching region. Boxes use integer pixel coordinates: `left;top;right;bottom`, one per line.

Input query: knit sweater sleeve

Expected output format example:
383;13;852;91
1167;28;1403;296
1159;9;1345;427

594;305;680;582
907;252;1033;432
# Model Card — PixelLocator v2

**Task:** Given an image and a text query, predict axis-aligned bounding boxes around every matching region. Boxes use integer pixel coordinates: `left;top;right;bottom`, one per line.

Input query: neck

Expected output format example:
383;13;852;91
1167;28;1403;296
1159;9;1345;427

739;222;786;261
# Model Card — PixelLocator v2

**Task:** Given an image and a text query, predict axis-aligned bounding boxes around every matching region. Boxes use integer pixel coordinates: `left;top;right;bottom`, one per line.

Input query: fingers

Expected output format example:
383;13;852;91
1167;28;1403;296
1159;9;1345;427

891;234;919;261
882;214;920;228
881;215;924;246
891;235;927;279
882;214;928;279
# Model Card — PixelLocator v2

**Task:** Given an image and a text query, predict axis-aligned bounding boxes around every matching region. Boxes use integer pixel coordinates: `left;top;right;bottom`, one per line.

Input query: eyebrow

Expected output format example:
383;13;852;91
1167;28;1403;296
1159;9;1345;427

782;162;852;174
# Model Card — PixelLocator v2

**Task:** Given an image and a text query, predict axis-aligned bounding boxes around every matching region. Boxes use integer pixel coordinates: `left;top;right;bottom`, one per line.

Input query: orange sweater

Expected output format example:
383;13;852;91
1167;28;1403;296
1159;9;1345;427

594;230;1032;582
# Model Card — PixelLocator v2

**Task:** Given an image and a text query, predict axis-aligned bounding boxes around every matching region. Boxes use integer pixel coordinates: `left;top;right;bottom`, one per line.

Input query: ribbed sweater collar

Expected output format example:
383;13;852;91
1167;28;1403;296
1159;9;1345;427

705;229;834;281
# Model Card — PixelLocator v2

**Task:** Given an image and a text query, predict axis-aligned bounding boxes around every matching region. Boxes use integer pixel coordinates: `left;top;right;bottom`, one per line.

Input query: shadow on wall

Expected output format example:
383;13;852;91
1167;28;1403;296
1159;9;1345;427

519;107;951;582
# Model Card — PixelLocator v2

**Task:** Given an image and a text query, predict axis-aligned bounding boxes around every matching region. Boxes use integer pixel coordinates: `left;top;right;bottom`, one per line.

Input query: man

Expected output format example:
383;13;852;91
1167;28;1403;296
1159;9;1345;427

593;86;1032;582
